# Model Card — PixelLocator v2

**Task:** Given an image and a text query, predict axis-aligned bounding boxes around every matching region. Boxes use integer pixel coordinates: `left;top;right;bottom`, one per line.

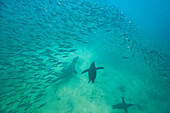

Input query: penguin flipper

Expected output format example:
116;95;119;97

81;69;89;74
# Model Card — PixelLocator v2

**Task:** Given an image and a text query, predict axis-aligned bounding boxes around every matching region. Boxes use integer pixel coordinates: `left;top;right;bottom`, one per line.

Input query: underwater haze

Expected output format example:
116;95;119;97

0;0;169;113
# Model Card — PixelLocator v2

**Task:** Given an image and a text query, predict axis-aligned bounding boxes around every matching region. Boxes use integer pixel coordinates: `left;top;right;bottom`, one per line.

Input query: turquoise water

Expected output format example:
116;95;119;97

0;0;169;113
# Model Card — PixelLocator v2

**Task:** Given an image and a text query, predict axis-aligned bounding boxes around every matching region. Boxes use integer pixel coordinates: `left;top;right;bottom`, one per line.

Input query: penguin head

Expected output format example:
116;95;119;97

91;61;95;66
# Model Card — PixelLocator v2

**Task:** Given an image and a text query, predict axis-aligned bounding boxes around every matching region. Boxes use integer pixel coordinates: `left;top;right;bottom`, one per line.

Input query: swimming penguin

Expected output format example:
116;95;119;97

81;62;104;83
112;97;134;113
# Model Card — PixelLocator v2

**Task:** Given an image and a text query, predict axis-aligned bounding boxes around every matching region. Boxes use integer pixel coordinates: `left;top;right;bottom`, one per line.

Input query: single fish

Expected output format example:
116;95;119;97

37;103;47;109
122;56;128;59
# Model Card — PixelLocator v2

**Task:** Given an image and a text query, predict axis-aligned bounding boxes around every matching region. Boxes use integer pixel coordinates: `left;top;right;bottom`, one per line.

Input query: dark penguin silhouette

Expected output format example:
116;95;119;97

112;97;133;113
81;62;104;83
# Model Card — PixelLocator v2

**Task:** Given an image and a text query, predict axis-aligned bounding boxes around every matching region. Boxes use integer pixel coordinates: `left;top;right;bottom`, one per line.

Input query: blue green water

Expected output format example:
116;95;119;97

0;0;169;113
